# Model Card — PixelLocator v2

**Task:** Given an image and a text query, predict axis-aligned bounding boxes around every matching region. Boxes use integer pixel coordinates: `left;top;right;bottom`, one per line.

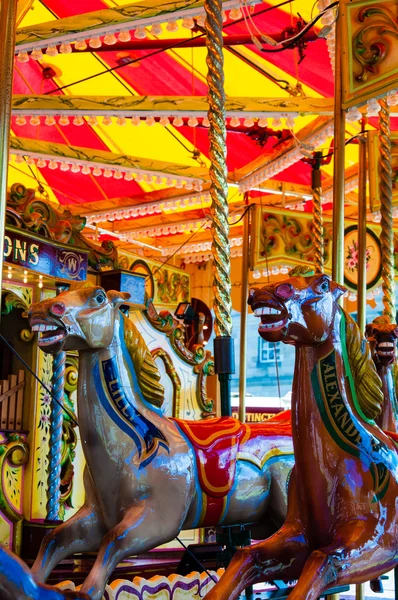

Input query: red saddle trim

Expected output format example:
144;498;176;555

173;416;292;500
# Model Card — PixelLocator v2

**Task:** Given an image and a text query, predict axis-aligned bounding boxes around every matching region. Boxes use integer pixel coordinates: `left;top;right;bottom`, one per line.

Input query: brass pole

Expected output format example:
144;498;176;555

238;204;250;423
357;123;367;333
355;584;365;600
311;152;324;274
378;97;395;323
205;0;234;415
0;0;18;315
332;8;346;285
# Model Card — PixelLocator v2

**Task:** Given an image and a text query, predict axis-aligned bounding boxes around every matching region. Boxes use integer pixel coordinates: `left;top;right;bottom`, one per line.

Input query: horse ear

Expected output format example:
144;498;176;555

394;327;398;339
106;290;131;308
330;281;346;301
365;323;374;338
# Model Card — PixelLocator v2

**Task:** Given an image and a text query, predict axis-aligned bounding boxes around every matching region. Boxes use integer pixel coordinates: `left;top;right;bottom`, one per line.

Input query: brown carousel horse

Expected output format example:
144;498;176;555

203;271;398;600
366;316;398;433
28;284;293;600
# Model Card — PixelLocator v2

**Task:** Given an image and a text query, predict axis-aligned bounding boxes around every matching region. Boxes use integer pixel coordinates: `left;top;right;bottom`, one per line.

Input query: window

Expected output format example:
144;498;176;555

258;338;282;364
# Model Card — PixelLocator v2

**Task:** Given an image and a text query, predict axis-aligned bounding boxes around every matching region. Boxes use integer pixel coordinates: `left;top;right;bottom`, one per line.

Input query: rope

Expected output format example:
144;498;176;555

378;97;395;323
205;0;232;338
46;350;65;521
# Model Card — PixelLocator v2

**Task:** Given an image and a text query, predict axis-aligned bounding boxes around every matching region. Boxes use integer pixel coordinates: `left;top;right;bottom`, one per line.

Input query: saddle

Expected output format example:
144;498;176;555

173;413;292;500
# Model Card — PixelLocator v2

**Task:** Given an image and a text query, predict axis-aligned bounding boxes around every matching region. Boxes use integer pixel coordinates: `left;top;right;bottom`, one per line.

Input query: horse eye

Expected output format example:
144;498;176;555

94;293;105;304
315;279;329;294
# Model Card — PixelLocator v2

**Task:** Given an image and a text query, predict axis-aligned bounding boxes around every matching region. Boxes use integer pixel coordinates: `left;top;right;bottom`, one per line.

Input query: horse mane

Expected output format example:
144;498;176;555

344;311;383;420
69;283;164;407
122;315;164;408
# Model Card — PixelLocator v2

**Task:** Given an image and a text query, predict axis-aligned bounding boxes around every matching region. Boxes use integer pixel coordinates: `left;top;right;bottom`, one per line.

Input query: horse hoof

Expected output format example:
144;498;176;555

369;578;384;593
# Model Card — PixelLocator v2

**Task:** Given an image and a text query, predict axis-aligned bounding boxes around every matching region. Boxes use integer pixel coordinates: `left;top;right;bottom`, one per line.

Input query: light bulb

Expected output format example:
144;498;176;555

145;116;155;126
73;116;85;126
102;116;112;125
45;115;56;126
81;165;91;175
118;30;131;42
182;17;195;29
131;116;141;126
75;40;87;51
46;46;58;56
114;171;123;179
166;20;179;32
37;159;47;168
229;117;240;127
173;116;183;127
134;27;147;39
150;24;162;36
159;116;170;126
48;160;58;170
71;164;81;173
59;115;70;126
88;37;102;49
17;52;29;63
15;116;27;126
60;162;70;171
87;115;98;126
59;42;72;54
92;167;102;176
103;33;117;45
116;116;126;126
229;7;242;20
188;116;198;127
30;116;41;126
31;48;43;60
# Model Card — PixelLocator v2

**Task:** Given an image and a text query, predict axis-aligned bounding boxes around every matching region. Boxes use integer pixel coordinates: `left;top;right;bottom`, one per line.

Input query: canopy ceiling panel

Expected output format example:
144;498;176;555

6;0;383;258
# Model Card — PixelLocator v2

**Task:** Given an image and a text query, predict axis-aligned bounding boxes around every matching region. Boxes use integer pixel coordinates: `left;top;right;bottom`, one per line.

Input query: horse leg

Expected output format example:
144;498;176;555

80;500;184;600
32;467;106;582
287;520;396;600
31;503;106;583
202;521;309;600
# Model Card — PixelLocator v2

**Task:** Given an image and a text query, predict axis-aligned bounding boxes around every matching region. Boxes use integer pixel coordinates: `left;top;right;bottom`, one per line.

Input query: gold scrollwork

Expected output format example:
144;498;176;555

0;434;29;553
59;354;78;519
151;348;181;418
145;300;215;414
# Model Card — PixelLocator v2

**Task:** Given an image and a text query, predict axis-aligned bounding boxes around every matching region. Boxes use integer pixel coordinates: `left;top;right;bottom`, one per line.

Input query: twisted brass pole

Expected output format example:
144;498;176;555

312;153;324;274
46;350;65;521
205;0;234;415
378;97;395;323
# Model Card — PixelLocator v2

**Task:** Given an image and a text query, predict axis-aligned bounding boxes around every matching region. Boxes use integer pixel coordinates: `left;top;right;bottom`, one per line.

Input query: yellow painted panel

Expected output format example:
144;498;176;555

41;53;133;97
18;1;55;28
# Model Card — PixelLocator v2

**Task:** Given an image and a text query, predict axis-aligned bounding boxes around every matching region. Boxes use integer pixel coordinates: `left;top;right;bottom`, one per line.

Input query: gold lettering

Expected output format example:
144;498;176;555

13;240;27;262
3;236;11;258
331;403;344;419
325;381;337;392
28;243;39;265
328;390;341;405
337;411;350;430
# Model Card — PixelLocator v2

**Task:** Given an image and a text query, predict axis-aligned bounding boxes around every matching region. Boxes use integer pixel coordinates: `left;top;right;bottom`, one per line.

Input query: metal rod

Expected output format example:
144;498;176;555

355;584;364;600
205;0;234;416
46;350;65;521
331;9;346;285
378;97;395;323
0;0;18;317
357;126;367;333
239;204;250;423
311;152;324;274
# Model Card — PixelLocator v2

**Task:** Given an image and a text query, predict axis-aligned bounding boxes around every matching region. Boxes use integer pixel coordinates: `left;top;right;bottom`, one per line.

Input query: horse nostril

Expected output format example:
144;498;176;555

50;302;66;317
275;283;294;300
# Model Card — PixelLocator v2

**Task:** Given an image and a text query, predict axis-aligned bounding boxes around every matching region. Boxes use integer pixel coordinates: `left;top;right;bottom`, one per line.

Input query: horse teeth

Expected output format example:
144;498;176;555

379;342;394;348
32;324;57;332
254;307;281;316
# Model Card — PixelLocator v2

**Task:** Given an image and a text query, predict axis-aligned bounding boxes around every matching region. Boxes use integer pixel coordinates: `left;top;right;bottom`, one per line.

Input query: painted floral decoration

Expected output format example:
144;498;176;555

346;239;372;272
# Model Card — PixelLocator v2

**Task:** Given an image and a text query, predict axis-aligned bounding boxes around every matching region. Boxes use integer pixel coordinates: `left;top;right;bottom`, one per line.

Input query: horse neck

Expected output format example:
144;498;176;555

377;364;398;433
77;314;152;423
292;309;370;458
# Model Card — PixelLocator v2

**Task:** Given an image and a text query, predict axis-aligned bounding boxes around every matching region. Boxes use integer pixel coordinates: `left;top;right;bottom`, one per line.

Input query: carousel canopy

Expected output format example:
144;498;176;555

7;0;389;261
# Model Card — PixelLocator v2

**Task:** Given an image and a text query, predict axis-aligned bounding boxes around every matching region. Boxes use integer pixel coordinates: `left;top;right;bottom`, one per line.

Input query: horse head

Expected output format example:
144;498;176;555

366;317;398;367
28;283;130;353
248;272;346;345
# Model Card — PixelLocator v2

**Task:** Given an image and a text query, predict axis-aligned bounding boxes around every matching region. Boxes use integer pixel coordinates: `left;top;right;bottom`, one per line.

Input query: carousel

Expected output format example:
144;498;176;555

0;0;397;598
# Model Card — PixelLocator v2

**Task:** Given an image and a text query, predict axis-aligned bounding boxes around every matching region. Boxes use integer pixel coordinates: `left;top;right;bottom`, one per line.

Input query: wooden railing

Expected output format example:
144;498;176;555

0;371;24;431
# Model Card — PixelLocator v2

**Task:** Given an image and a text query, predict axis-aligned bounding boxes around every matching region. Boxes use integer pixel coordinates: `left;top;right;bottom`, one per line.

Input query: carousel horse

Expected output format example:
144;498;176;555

0;543;88;600
203;271;398;600
366;316;398;432
28;284;294;600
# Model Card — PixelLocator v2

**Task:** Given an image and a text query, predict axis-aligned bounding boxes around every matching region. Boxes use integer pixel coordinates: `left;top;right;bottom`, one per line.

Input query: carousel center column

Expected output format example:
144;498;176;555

205;0;234;415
